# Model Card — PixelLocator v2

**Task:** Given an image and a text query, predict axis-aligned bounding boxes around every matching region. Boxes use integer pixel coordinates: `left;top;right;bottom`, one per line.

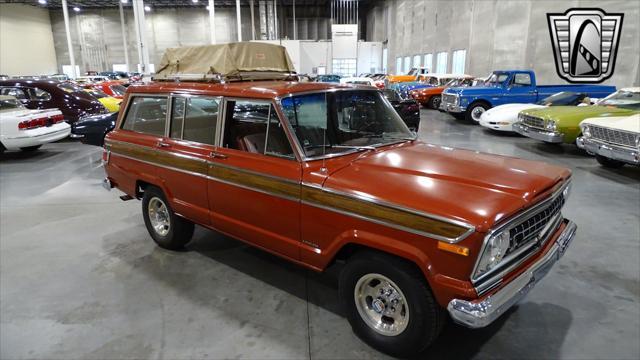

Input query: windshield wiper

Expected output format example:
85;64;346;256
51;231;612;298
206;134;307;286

305;144;376;151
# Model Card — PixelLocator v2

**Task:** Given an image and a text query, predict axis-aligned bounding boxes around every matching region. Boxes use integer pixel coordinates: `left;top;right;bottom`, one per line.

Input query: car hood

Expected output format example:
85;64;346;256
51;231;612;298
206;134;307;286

521;105;636;122
582;113;640;133
324;142;570;232
484;103;544;117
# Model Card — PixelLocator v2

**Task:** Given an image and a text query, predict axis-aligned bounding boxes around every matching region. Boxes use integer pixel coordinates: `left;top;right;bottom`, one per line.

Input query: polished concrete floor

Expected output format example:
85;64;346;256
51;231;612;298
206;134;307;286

1;109;639;360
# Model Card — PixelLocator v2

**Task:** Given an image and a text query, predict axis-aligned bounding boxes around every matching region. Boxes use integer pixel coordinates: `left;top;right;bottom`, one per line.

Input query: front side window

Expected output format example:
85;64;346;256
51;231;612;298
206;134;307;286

280;90;414;159
486;72;510;85
222;100;294;158
121;96;168;136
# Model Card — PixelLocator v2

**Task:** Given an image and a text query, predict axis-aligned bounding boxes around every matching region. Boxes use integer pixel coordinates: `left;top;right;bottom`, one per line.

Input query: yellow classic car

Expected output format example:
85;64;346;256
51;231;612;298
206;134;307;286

83;88;121;112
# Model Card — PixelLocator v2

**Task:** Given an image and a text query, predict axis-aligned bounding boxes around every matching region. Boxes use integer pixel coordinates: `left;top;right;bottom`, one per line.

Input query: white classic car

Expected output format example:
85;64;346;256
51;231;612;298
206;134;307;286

479;91;595;132
339;77;376;86
577;114;640;168
0;95;70;153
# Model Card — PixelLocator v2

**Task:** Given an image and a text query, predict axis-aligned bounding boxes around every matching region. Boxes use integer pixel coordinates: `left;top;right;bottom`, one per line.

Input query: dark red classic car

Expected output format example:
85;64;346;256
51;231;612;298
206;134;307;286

101;42;577;357
0;80;108;122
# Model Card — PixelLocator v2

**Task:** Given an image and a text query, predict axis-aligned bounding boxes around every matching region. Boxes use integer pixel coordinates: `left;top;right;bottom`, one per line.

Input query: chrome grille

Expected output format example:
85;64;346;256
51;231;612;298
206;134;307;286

520;114;545;129
441;93;457;105
588;125;638;148
508;194;565;253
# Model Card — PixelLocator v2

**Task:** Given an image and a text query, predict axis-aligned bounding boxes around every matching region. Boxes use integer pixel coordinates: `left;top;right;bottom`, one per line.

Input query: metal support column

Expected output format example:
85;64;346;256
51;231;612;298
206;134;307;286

119;1;130;71
61;0;76;78
250;0;256;40
292;0;296;40
132;0;150;74
273;0;278;39
235;0;242;42
208;0;216;44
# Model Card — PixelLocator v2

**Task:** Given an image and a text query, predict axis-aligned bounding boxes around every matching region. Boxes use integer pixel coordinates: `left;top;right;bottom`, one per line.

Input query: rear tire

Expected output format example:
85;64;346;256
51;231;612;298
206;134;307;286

20;145;42;152
596;155;625;168
339;251;445;358
142;186;194;250
428;95;441;109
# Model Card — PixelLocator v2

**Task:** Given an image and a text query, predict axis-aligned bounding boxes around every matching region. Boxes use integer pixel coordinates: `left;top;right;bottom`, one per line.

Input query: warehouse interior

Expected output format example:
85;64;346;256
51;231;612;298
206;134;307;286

0;1;639;359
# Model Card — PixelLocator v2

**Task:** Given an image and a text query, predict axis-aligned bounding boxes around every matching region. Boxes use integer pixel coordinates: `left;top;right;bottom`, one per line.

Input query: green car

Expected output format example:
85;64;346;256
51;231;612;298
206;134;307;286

513;88;640;144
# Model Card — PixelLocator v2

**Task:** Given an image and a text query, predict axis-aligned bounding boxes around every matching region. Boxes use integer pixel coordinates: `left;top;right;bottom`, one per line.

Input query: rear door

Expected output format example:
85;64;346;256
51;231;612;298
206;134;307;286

155;94;222;226
207;98;302;259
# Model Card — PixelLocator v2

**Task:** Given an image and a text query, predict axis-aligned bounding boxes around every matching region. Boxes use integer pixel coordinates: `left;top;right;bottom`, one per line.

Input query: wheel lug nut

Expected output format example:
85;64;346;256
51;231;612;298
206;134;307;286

391;299;398;305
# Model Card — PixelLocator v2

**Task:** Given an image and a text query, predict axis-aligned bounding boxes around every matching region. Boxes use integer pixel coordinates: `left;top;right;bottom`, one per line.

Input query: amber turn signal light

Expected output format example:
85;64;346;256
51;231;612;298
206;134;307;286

437;241;469;256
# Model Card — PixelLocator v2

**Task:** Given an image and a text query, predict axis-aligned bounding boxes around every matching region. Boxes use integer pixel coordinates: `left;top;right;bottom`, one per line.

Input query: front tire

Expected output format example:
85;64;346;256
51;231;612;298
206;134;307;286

428;95;441;109
339;251;445;357
20;145;42;152
596;155;625;168
465;102;490;122
142;186;194;250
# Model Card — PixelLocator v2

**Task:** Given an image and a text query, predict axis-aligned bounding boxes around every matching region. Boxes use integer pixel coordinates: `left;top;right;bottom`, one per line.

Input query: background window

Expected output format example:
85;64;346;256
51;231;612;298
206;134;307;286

412;55;421;68
331;58;356;77
424;54;433;73
395;57;402;74
452;49;467;74
403;56;411;73
121;96;167;136
436;52;448;73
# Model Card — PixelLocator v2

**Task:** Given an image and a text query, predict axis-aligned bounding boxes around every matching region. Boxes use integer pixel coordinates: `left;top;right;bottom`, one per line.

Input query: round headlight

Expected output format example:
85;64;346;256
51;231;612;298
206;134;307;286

476;230;511;276
582;125;591;137
546;120;557;131
635;136;640;149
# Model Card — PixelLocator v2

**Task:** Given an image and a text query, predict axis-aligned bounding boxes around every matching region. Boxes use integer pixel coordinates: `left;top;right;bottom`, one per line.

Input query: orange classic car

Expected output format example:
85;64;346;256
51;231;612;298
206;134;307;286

102;43;577;358
386;67;430;85
410;76;479;108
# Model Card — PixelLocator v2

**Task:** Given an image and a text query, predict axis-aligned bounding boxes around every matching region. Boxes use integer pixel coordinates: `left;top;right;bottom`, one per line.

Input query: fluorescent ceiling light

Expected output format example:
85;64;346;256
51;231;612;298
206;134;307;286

144;5;151;11
73;6;80;12
38;0;47;5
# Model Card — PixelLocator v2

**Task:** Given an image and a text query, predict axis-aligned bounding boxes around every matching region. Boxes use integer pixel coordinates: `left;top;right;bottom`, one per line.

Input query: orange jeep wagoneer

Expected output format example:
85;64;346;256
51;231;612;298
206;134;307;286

102;43;576;357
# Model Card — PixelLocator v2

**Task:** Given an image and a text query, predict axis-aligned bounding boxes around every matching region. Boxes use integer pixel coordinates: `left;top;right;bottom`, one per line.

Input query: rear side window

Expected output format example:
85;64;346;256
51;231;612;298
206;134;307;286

170;96;220;145
121;96;168;136
513;73;532;87
0;87;27;100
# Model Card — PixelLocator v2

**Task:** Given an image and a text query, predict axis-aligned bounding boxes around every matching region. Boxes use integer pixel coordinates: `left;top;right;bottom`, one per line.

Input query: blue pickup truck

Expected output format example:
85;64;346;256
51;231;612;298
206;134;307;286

440;70;617;122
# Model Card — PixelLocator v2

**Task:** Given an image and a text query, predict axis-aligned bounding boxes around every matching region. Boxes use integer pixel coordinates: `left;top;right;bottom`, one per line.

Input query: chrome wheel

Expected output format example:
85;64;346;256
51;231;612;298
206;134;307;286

471;106;486;121
148;197;170;236
354;273;409;336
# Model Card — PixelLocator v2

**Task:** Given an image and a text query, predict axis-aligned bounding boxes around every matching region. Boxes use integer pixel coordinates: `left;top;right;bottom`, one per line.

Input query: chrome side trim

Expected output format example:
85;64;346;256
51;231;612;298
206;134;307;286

301;182;476;244
448;220;577;329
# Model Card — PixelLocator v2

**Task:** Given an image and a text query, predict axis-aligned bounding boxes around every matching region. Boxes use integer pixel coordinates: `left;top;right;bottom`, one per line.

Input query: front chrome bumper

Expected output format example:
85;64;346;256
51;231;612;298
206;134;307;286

513;122;564;143
447;219;577;328
577;137;640;165
442;102;465;113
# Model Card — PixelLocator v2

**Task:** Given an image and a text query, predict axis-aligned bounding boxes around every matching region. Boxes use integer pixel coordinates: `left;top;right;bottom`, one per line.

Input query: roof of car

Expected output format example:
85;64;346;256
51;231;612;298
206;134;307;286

127;80;358;99
0;79;62;87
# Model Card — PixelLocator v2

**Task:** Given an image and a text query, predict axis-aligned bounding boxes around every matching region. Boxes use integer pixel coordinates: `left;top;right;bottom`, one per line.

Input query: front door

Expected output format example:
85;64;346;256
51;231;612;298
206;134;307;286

207;99;301;260
506;72;537;104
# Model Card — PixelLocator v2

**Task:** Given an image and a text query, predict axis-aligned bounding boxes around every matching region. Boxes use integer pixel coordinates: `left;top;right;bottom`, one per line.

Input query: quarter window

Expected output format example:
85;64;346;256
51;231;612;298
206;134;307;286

222;100;294;158
121;96;168;136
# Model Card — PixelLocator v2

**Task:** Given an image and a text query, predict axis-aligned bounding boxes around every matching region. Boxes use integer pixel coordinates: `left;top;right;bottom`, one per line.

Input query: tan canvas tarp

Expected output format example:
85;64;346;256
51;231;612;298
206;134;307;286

154;42;296;80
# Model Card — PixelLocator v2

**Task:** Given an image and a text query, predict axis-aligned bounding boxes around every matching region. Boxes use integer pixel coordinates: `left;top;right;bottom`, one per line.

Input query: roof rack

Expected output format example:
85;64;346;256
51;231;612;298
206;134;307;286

152;71;299;83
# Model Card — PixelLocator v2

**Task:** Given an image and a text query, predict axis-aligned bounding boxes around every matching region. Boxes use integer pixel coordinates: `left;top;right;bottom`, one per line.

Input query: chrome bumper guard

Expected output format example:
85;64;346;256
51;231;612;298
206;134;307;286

577;137;640;165
442;102;465;113
447;220;577;329
513;123;564;143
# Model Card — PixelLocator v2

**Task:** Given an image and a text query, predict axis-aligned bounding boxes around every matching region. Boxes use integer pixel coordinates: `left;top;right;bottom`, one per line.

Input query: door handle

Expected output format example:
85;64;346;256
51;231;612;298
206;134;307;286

157;141;170;148
210;151;228;159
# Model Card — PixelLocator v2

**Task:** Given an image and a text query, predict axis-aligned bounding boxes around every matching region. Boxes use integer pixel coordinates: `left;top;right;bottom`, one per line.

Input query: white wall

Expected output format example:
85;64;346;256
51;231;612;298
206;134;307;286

0;4;58;76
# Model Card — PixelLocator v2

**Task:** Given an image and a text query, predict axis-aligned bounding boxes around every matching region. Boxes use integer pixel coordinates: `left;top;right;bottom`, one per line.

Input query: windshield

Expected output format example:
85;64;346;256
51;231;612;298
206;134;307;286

0;98;25;111
597;90;640;110
280;90;414;158
109;84;127;96
485;73;509;86
537;92;583;106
